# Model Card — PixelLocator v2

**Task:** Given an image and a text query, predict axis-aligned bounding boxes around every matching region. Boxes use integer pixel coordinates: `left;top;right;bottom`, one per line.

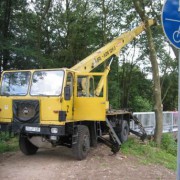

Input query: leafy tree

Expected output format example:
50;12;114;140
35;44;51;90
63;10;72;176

118;63;153;111
0;0;14;71
161;72;178;111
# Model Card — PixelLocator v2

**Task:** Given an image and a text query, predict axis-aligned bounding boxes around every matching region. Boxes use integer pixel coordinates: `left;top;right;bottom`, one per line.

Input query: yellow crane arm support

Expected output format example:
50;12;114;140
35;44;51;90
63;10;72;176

94;66;110;97
71;19;155;73
94;59;113;96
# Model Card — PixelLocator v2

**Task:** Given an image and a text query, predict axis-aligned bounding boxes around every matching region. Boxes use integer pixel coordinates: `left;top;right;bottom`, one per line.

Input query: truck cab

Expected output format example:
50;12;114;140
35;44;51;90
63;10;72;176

0;68;108;126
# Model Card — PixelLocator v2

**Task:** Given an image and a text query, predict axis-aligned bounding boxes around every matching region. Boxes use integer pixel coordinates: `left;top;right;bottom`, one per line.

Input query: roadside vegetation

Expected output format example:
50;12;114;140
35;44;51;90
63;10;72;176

0;133;19;153
121;134;177;170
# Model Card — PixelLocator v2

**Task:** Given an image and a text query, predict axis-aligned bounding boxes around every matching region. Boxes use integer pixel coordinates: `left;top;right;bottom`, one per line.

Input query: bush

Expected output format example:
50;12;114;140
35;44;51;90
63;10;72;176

0;132;18;153
161;133;177;156
0;132;12;142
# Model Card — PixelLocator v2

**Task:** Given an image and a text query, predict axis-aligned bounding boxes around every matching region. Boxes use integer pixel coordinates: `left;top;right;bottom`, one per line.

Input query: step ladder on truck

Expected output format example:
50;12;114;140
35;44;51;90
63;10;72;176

0;19;155;160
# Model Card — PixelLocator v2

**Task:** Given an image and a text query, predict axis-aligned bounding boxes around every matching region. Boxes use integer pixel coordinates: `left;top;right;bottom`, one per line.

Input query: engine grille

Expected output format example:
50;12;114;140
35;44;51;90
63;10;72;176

13;100;39;123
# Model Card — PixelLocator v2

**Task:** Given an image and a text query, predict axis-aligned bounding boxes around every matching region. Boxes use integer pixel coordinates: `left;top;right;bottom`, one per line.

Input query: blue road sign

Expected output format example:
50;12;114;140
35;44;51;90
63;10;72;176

162;0;180;49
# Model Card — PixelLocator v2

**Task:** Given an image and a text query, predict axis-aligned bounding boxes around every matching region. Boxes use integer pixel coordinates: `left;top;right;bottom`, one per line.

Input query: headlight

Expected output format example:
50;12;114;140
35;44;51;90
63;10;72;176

51;127;58;134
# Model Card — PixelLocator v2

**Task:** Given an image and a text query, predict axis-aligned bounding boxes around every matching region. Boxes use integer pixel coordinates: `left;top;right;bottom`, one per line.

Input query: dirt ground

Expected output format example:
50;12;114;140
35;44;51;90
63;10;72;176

0;144;176;180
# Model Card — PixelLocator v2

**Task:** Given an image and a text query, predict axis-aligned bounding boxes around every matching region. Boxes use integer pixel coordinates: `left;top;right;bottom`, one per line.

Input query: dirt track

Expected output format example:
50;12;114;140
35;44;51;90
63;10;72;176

0;144;176;180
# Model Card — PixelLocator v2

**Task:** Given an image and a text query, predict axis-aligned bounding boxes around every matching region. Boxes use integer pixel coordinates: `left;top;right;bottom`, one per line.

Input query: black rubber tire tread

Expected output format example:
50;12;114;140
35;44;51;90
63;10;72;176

72;125;90;160
111;120;129;143
19;134;38;155
119;120;129;143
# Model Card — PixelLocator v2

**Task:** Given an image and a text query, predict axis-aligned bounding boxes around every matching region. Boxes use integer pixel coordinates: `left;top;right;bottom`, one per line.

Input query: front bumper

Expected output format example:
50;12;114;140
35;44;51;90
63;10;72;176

0;122;65;136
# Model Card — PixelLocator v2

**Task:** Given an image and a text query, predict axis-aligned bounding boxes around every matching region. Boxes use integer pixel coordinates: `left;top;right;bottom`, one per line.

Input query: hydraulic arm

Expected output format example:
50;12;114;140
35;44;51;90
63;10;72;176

71;19;155;73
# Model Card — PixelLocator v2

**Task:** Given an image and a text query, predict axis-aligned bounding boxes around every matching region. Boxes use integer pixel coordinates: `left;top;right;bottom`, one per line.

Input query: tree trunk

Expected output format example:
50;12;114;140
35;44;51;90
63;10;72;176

133;0;163;146
146;25;163;145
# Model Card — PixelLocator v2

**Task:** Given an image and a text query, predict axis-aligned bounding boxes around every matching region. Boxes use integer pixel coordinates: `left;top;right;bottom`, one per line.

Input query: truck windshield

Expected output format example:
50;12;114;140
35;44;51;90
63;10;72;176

0;71;30;96
30;70;64;96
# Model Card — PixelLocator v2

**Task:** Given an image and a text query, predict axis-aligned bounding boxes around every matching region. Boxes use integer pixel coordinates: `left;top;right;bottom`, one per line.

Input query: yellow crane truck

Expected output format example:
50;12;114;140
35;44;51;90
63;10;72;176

0;20;154;160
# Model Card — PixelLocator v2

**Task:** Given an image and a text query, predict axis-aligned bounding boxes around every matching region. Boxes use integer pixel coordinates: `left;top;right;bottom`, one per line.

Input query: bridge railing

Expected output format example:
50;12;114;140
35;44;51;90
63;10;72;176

131;111;178;135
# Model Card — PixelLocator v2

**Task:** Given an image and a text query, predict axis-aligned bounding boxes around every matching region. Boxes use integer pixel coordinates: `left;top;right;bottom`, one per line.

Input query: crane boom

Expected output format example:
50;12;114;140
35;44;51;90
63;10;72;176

71;19;155;73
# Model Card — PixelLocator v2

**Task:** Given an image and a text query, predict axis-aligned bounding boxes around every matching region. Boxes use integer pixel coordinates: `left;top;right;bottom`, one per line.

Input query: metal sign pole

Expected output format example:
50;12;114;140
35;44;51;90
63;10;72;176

161;1;180;179
178;50;180;180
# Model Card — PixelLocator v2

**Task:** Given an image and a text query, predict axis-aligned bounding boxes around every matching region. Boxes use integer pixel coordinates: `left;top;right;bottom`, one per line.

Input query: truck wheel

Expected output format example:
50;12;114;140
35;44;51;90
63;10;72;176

109;120;129;143
119;120;129;143
19;134;38;155
72;125;90;160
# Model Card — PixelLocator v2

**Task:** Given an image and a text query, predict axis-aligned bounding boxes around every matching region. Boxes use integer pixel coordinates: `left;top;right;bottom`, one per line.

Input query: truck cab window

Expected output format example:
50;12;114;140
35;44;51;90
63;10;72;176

66;72;73;97
77;76;94;97
77;77;87;97
89;77;94;97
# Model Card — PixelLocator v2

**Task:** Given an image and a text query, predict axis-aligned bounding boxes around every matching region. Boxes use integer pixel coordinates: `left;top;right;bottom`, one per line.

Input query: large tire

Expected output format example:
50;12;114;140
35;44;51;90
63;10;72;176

72;125;90;160
118;120;129;143
19;134;38;155
109;120;129;143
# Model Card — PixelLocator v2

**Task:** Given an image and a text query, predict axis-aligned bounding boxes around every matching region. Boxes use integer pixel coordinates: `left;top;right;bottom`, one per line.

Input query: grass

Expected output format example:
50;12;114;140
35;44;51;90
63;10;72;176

121;135;177;171
0;133;19;153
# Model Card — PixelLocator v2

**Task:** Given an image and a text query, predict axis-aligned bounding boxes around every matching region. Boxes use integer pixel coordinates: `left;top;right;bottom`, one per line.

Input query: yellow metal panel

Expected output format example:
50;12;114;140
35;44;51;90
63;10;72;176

40;97;61;121
73;71;107;121
106;101;109;110
0;97;12;119
61;99;73;122
0;118;11;123
73;97;106;121
40;120;65;126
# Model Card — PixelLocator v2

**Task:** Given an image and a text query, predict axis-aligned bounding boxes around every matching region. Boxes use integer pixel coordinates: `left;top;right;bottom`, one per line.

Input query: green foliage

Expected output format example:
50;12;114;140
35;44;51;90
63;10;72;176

118;63;153;111
161;72;178;110
121;137;177;170
0;132;11;141
131;96;152;112
161;133;177;156
108;58;121;109
0;133;19;153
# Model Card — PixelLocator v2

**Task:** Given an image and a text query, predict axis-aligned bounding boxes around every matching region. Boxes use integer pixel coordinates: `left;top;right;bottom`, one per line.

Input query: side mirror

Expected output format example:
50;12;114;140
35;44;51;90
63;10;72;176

64;85;71;100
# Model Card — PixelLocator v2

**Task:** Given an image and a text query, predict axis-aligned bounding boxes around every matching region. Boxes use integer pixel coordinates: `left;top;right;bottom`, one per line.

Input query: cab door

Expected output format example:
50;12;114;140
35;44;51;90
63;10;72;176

73;72;107;121
63;72;74;121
